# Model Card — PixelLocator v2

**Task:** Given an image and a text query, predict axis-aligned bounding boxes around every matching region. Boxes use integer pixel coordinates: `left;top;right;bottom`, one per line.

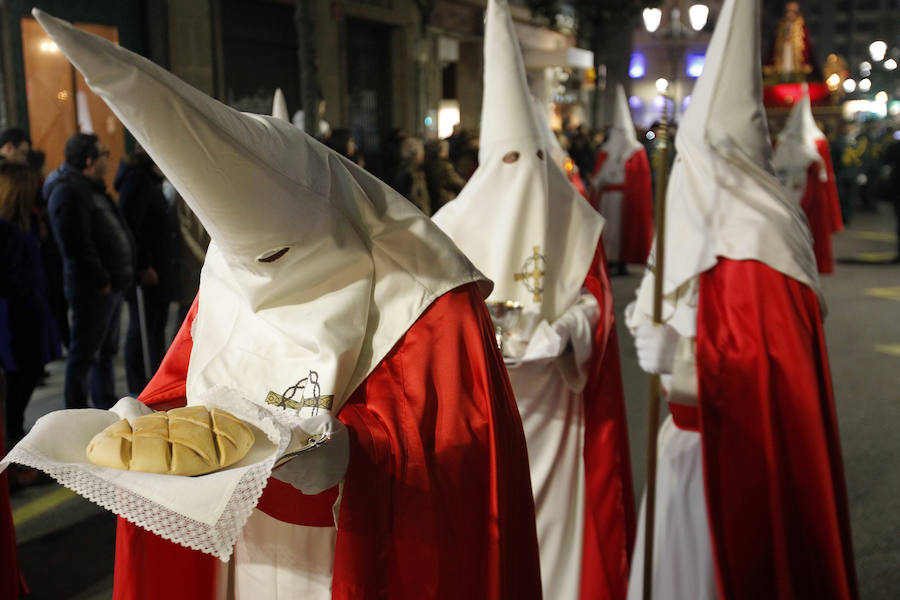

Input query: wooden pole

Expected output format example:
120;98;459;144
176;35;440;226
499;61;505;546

643;92;671;600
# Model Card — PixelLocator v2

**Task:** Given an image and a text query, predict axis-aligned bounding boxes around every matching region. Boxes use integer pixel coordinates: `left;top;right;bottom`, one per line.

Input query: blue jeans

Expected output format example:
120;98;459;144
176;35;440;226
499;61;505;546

65;290;123;409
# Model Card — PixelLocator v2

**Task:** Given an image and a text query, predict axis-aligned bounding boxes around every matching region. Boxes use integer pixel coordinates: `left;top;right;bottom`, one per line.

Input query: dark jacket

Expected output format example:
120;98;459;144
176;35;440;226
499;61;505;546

114;159;181;301
44;163;134;299
0;217;61;371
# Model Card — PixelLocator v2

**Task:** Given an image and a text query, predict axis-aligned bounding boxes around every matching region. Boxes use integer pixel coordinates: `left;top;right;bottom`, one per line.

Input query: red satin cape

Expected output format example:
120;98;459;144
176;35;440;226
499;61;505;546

0;385;26;600
589;149;654;265
579;243;636;600
696;258;857;599
800;139;843;274
112;284;542;599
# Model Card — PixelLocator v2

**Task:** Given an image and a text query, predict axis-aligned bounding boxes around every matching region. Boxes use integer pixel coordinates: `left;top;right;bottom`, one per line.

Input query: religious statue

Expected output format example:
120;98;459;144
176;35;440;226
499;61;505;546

764;1;819;82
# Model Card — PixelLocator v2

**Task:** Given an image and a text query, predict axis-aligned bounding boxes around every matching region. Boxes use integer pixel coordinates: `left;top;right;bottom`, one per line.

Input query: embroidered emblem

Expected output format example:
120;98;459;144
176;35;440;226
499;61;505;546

514;245;546;303
265;370;334;415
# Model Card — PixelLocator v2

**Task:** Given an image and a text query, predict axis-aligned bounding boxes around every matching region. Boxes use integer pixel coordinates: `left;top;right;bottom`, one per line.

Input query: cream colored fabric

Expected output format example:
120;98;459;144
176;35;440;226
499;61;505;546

87;406;255;476
592;83;643;188
532;97;569;172
630;0;819;333
433;0;603;324
628;417;715;600
226;509;337;600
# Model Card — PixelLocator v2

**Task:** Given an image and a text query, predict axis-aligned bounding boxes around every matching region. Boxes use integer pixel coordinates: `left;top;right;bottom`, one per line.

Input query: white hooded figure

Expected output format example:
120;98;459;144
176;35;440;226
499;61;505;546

434;1;635;598
590;84;654;268
271;88;290;123
773;85;843;274
625;0;824;598
20;9;545;600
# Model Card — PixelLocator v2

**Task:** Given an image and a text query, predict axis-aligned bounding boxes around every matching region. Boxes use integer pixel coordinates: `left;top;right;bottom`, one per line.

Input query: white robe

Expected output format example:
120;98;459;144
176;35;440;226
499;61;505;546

506;292;599;599
627;416;715;600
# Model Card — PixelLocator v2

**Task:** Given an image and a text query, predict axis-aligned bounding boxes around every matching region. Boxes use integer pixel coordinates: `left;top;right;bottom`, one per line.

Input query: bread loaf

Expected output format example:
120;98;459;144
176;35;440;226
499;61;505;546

87;407;255;476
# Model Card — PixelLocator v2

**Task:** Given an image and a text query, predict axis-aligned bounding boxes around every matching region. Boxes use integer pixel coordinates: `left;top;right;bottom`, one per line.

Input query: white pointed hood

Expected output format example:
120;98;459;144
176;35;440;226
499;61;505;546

773;86;828;193
593;83;644;186
433;0;602;325
271;88;289;122
631;0;819;335
34;9;486;415
531;97;569;172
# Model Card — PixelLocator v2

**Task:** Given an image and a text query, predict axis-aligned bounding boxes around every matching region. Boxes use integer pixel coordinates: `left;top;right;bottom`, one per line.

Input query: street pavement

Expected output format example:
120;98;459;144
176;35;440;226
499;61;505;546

8;203;899;599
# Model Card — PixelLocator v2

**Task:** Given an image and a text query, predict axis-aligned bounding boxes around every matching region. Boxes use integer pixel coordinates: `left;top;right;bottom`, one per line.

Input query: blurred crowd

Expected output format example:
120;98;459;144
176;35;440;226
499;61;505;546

0;127;184;488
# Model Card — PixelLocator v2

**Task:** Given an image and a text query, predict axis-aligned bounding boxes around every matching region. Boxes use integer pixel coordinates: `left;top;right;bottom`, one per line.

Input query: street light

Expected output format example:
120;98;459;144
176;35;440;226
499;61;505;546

885;58;898;71
859;78;872;92
656;78;669;93
688;4;709;31
869;41;887;62
875;91;888;103
843;78;857;93
643;8;662;33
860;61;872;77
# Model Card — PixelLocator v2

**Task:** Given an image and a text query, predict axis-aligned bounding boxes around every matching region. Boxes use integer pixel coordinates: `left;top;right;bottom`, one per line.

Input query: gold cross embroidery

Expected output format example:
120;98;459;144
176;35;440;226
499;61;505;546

514;245;545;303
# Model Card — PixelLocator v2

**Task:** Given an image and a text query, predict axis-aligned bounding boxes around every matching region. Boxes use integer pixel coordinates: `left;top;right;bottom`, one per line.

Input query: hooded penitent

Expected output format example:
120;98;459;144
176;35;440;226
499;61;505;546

589;83;653;266
271;88;289;122
30;9;545;600
630;0;819;333
433;0;601;324
773;85;843;274
31;10;483;417
627;2;857;599
435;2;635;599
532;97;589;198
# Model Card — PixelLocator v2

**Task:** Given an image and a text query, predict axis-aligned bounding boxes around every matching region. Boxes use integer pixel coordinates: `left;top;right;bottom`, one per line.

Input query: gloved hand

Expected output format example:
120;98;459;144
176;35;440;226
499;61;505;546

272;413;349;495
633;323;680;375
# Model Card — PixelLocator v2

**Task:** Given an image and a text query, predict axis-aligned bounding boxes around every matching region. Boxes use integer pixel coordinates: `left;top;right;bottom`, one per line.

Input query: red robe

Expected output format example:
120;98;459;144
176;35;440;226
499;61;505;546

694;258;857;599
589;150;654;265
0;387;26;600
580;243;636;599
801;139;843;274
112;283;542;599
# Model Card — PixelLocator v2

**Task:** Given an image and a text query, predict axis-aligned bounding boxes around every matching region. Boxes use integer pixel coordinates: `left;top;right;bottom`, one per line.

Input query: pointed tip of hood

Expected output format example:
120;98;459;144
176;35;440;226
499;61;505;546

480;0;542;156
780;85;825;143
678;0;774;174
272;88;289;122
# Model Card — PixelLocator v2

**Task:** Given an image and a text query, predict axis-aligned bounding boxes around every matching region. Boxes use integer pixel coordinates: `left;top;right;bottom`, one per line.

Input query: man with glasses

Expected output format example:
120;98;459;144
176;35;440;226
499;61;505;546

44;133;134;410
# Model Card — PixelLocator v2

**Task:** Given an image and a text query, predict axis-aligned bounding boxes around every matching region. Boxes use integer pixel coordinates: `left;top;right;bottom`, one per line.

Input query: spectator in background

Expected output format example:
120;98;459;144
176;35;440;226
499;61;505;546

452;128;480;181
424;139;466;213
26;148;69;350
568;125;595;183
44;134;134;410
115;146;181;394
383;128;408;190
0;161;60;448
0;128;30;164
394;137;432;216
327;128;365;168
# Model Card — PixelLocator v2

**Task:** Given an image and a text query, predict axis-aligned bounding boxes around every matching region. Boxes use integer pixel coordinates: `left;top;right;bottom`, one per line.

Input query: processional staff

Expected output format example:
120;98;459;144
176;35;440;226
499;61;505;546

643;91;672;600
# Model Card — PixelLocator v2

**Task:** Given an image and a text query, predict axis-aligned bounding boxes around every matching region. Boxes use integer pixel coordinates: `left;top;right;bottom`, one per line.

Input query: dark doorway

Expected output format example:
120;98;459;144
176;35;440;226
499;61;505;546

345;17;393;179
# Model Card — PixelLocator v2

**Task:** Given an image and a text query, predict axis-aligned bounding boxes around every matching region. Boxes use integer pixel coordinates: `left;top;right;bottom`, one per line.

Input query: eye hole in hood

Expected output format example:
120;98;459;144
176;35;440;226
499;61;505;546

503;151;520;163
257;247;290;263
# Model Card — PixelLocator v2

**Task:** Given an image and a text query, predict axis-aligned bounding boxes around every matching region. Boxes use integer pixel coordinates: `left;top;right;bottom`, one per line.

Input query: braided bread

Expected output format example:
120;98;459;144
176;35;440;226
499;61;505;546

86;406;255;476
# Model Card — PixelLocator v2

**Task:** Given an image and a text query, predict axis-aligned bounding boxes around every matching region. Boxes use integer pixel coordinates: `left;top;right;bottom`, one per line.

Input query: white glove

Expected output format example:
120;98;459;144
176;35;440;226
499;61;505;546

272;413;349;495
633;323;680;375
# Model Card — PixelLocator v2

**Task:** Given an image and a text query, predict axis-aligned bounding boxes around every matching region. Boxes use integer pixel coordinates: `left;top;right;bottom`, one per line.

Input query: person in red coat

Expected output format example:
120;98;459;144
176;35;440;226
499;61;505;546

590;84;653;275
774;86;843;274
626;1;858;598
32;10;542;599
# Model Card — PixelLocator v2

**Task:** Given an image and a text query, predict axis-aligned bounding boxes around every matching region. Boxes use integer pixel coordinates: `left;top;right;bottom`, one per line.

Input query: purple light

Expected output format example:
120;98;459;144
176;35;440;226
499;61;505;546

686;53;705;78
628;95;643;109
629;53;646;79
